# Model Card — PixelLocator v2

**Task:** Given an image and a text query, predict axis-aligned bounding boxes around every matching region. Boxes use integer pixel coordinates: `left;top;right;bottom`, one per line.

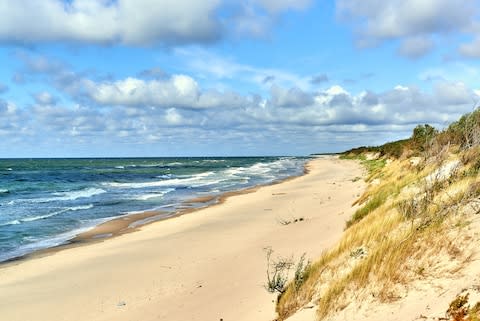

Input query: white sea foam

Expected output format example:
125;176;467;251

105;171;221;189
0;189;9;194
69;204;94;211
21;212;62;222
126;163;169;168
1;204;94;226
135;188;175;201
49;188;106;202
166;162;183;166
0;219;20;226
3;188;104;205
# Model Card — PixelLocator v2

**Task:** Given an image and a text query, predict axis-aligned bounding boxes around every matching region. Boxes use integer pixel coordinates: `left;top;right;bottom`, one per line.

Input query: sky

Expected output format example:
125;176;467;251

1;0;480;157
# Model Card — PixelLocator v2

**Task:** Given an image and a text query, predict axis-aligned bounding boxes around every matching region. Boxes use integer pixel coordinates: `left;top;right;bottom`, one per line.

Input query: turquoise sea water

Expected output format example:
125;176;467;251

0;157;307;262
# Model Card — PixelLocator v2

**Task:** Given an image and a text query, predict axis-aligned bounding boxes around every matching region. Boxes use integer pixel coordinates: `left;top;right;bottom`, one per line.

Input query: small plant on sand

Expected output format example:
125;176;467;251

293;253;310;291
264;248;311;300
264;247;294;295
447;293;470;321
445;292;480;321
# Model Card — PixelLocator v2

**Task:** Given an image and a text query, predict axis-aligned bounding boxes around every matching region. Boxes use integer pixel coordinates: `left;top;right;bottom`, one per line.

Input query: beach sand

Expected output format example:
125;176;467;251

0;156;364;321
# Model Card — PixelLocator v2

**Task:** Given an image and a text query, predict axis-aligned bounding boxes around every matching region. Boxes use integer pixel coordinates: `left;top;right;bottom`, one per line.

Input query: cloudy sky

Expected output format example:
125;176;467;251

1;0;480;157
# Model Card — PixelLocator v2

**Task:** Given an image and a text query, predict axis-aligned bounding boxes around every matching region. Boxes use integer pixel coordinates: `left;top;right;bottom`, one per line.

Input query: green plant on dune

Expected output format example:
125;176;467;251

264;247;293;296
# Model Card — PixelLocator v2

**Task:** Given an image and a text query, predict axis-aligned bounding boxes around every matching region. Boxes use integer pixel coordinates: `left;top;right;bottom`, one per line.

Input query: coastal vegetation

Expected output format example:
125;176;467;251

275;108;480;320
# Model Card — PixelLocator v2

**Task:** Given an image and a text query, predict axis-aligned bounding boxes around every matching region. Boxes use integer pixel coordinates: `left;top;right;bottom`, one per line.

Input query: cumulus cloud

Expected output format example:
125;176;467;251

434;81;476;106
269;85;314;108
0;0;313;46
337;0;478;57
88;75;200;107
85;75;257;109
0;0;221;45
360;91;379;106
164;108;185;125
7;52;480;155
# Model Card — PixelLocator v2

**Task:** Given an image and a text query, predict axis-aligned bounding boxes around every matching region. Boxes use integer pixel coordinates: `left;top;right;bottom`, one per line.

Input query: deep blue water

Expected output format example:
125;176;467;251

0;157;307;262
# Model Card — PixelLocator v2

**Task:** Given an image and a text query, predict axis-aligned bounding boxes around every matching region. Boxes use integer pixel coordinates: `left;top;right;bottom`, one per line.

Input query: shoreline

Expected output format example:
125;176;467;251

0;159;311;267
0;155;365;321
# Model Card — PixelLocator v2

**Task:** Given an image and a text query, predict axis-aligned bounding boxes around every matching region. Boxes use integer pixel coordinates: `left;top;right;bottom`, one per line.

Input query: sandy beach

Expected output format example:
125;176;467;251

0;156;364;321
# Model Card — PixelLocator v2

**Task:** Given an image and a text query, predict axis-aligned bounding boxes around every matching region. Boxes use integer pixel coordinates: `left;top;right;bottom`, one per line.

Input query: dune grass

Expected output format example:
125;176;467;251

275;146;480;321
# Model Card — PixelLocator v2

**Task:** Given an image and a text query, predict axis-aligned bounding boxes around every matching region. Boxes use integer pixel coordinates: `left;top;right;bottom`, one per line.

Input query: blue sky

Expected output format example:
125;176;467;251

1;0;480;157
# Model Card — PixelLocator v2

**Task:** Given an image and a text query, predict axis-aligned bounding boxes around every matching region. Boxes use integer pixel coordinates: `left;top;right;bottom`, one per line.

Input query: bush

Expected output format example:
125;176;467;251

411;124;438;153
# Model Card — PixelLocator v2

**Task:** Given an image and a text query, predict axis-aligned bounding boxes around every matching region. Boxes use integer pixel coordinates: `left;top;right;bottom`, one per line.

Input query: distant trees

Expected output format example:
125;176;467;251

341;107;480;159
445;109;480;148
411;124;438;152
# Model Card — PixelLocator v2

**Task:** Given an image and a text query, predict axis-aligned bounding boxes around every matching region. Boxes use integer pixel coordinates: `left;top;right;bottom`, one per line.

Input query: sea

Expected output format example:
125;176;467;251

0;157;308;262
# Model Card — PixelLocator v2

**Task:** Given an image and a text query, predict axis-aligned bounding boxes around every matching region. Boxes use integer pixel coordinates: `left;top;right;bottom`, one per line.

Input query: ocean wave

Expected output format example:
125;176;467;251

126;163;170;168
0;189;9;194
104;171;221;189
0;204;94;227
135;188;175;201
69;204;95;211
48;188;106;202
166;162;183;166
4;188;106;205
1;187;105;206
0;219;20;226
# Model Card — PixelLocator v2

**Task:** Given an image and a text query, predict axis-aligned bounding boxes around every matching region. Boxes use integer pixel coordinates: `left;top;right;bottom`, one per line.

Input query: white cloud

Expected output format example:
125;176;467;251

0;0;313;46
164;108;184;125
0;0;221;45
337;0;478;57
434;81;476;107
269;85;314;108
338;0;474;39
86;76;199;107
85;75;258;110
7;52;480;155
